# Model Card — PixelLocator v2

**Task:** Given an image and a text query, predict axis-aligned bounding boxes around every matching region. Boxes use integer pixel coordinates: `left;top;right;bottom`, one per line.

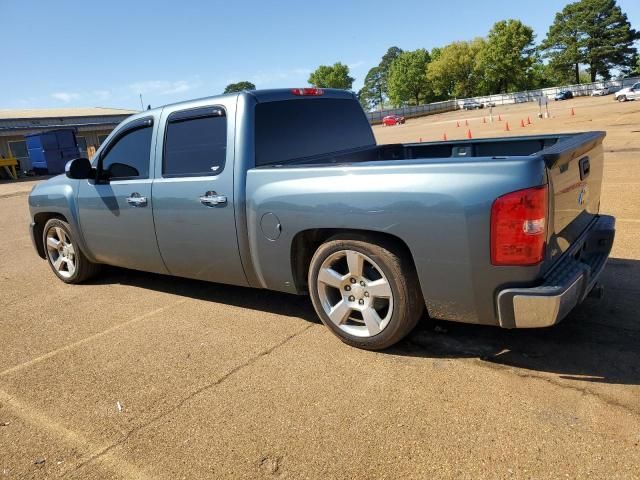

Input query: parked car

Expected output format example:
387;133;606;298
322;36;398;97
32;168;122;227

615;82;640;102
382;114;405;126
29;88;615;350
483;101;496;108
591;86;611;96
462;100;483;110
554;91;573;101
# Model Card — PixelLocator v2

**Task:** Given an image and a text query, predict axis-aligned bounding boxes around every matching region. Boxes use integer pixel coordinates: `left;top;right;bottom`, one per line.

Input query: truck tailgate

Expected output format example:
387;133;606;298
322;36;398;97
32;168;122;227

542;131;605;264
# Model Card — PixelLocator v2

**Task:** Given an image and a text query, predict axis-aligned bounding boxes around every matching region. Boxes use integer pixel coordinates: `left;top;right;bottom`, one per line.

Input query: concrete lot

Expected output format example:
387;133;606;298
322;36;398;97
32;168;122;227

1;95;639;479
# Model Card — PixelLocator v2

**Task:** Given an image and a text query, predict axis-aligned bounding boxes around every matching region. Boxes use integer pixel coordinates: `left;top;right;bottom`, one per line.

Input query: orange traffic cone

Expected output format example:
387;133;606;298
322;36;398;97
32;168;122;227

505;122;510;131
527;116;532;125
520;119;526;128
466;129;472;139
456;120;460;127
570;107;575;116
465;119;469;126
498;114;502;121
419;137;423;142
482;117;487;124
443;132;448;141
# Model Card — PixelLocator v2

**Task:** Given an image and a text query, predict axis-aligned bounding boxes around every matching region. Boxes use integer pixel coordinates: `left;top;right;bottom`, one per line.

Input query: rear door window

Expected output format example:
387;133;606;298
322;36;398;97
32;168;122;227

163;107;227;177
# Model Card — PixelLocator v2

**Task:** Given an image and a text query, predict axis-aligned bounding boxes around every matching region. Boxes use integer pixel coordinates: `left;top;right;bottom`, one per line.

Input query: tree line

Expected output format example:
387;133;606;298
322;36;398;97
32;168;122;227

223;0;638;110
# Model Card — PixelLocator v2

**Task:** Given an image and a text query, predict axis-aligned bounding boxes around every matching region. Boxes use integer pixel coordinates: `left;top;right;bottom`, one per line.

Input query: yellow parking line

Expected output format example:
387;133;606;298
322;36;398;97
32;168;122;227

0;299;187;378
0;389;149;479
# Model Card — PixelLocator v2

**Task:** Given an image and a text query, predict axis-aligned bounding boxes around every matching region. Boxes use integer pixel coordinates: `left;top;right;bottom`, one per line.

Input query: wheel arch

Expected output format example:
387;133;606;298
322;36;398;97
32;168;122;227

32;212;69;258
290;228;420;295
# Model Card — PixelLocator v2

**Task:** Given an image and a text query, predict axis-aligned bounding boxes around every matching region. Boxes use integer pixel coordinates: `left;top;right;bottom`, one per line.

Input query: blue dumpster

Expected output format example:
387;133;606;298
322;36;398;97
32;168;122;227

25;129;80;174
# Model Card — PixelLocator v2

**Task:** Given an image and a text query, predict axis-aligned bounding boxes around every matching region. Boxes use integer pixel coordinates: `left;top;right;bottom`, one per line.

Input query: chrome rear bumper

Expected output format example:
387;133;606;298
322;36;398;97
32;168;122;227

496;215;615;328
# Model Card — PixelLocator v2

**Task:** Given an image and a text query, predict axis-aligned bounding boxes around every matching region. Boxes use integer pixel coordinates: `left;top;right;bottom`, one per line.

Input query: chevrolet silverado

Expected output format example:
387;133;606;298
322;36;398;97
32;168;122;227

28;88;615;350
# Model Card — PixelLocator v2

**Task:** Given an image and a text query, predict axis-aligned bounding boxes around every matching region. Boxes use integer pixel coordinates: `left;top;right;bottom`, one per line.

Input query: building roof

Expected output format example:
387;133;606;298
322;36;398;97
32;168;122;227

0;107;138;121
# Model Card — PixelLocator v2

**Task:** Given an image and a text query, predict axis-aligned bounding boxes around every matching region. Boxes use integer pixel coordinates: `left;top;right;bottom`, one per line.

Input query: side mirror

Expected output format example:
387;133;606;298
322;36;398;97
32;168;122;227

65;157;93;179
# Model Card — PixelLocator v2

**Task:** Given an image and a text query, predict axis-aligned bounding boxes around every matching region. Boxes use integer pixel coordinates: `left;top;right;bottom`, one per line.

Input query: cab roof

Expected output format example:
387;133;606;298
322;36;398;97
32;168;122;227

148;88;356;114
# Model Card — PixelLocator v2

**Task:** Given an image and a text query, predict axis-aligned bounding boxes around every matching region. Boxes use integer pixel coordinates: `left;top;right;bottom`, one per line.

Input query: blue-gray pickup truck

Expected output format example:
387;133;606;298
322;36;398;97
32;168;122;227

28;88;615;350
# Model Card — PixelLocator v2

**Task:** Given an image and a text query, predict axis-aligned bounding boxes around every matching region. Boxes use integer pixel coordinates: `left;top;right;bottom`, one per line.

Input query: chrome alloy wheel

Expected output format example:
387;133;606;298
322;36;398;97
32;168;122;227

45;226;76;279
316;250;393;337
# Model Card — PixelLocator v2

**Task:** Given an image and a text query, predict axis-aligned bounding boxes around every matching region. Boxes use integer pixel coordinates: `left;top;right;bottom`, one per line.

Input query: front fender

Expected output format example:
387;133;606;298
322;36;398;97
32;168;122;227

28;176;94;262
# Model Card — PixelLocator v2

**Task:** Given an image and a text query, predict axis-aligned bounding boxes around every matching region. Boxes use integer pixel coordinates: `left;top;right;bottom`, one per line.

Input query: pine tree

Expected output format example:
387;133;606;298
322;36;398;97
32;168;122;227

541;0;639;83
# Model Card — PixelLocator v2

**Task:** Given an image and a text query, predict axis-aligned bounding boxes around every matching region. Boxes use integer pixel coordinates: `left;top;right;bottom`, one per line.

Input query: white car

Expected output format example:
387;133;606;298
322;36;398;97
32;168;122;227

615;82;640;102
591;86;611;96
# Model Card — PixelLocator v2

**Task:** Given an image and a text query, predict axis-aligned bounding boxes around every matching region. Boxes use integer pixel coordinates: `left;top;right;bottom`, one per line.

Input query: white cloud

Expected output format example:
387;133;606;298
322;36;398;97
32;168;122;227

129;79;201;96
51;92;81;103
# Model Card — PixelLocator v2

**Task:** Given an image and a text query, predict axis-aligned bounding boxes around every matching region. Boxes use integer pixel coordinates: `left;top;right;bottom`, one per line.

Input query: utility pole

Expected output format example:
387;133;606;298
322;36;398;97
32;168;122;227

139;94;144;111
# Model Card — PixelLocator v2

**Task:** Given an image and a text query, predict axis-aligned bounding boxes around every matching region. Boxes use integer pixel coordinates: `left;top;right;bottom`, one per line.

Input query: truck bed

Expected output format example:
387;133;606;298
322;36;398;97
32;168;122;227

247;132;606;327
257;132;597;167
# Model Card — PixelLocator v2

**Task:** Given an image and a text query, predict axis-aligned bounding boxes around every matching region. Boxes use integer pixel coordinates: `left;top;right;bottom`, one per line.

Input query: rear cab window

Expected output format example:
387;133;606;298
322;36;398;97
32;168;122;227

254;98;375;167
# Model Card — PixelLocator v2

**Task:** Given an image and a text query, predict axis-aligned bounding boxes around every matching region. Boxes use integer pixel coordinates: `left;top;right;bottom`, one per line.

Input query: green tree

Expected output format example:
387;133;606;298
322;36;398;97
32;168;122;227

358;46;404;110
580;0;639;81
524;60;572;89
429;47;442;62
632;53;640;76
387;49;432;106
358;66;384;110
544;56;582;85
476;19;536;93
378;46;403;98
308;62;354;89
426;38;485;98
223;81;256;93
539;2;583;84
541;0;639;83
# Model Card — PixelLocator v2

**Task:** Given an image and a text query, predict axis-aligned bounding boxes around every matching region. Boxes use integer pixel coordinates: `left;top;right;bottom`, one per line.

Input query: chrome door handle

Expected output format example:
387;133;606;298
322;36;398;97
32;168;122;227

199;191;227;207
126;192;148;207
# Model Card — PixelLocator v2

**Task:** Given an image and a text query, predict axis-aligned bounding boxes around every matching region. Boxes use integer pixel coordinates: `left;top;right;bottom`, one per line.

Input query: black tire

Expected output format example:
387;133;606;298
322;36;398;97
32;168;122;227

618;95;627;102
43;218;101;284
308;235;424;350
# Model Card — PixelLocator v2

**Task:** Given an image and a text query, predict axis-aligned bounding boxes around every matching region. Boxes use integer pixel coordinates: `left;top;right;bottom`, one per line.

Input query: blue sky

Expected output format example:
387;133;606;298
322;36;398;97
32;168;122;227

2;0;639;110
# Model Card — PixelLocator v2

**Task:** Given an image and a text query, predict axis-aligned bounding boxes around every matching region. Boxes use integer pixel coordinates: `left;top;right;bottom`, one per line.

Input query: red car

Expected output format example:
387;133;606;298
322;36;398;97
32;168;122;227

382;114;405;126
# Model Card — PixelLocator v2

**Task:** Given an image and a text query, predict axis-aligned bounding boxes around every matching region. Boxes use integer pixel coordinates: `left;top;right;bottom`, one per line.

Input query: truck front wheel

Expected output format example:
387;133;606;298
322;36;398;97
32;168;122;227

308;237;424;350
43;218;100;284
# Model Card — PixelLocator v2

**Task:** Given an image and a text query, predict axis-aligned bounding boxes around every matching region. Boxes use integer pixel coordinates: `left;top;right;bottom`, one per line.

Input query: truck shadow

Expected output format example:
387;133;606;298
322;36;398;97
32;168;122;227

92;258;639;386
398;257;640;386
91;267;321;323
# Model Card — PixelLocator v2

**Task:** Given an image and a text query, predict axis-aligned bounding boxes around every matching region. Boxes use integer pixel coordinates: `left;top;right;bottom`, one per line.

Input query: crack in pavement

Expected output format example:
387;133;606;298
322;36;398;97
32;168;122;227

477;358;640;417
66;323;316;477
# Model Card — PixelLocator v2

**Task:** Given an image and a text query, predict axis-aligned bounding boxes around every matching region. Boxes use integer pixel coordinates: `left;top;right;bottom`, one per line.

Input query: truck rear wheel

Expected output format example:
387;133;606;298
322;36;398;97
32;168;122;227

308;236;423;350
43;218;100;284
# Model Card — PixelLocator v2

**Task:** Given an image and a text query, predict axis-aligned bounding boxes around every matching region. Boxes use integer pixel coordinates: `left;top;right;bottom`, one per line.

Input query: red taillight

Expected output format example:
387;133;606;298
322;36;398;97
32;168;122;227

291;87;324;96
490;185;548;266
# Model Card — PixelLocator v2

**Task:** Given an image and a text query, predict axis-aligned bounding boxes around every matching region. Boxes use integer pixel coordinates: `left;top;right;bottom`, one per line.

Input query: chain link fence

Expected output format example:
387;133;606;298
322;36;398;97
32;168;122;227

366;76;640;124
